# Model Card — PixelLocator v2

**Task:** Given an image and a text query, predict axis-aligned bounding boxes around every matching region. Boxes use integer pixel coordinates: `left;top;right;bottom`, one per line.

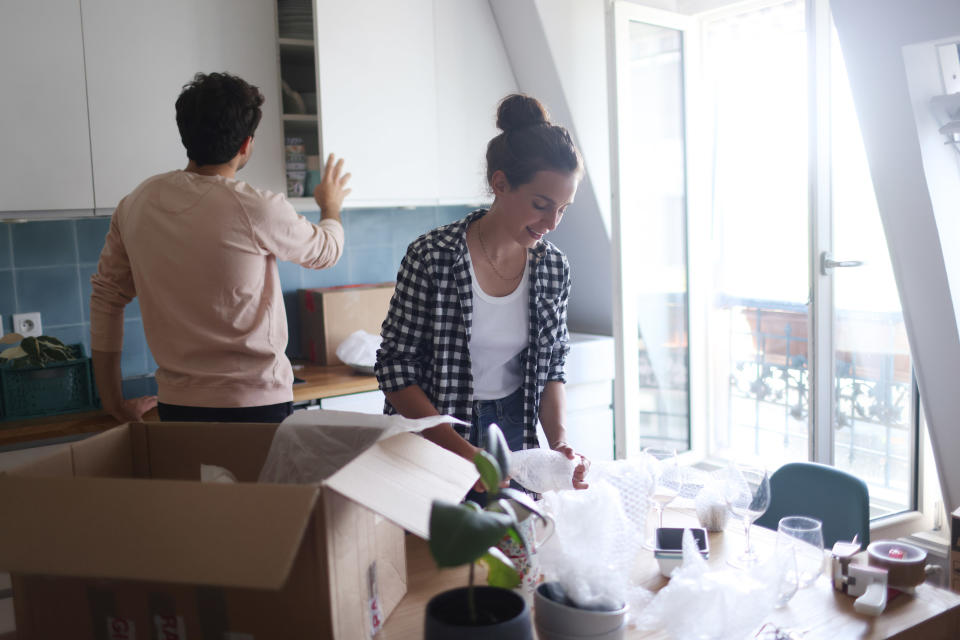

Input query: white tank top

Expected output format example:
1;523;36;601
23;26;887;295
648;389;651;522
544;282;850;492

466;250;530;400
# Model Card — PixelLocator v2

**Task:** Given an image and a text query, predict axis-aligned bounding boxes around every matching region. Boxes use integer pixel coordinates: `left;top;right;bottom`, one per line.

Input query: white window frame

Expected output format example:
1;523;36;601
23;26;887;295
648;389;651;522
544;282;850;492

606;2;705;461
608;0;935;534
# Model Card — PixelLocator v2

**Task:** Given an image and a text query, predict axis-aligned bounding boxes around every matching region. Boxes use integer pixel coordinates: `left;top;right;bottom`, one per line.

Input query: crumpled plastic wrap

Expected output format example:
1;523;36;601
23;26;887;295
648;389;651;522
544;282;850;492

509;448;578;493
535;458;656;618
201;464;237;483
695;472;734;531
258;409;467;484
335;329;381;370
633;529;780;639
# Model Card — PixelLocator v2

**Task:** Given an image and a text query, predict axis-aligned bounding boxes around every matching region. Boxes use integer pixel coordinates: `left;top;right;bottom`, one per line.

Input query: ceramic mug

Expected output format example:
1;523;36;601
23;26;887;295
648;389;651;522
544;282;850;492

497;510;556;597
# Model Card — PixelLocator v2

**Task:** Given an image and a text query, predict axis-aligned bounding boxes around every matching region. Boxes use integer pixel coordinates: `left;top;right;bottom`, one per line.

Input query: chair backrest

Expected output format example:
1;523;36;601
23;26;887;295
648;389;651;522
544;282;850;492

754;461;870;548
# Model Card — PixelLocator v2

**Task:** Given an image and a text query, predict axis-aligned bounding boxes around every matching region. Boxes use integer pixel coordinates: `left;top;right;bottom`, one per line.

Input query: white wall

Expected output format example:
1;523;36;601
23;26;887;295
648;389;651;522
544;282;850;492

832;0;960;512
490;0;614;336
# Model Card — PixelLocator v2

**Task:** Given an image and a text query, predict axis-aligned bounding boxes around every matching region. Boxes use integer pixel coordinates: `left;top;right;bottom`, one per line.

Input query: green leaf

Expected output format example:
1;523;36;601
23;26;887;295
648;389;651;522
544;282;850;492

462;500;483;513
0;346;26;361
480;547;521;589
485;423;511;479
498;487;546;522
428;500;513;568
44;347;71;361
20;337;40;360
487;498;519;525
488;499;525;551
473;449;502;493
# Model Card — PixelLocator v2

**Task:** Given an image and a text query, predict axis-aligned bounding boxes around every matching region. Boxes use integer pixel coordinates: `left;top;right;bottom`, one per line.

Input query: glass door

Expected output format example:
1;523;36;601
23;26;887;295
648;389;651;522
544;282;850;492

609;4;694;457
701;0;810;467
609;0;917;515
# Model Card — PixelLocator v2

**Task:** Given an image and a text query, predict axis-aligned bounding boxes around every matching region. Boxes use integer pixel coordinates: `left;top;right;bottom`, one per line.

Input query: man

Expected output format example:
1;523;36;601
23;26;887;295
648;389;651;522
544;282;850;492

90;72;350;423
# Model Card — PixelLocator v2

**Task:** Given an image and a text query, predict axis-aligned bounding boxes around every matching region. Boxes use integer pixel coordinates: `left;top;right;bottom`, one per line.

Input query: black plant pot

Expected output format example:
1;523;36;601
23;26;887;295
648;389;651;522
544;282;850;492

424;586;532;640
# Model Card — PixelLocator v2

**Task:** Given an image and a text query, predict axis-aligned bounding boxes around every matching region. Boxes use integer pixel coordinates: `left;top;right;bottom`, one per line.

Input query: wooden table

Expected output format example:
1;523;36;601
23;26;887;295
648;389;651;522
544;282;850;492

380;508;960;639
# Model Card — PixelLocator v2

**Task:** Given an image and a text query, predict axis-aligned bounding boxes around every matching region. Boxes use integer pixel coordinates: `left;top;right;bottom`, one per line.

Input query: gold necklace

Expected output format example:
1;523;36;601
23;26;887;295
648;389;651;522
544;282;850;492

477;225;525;281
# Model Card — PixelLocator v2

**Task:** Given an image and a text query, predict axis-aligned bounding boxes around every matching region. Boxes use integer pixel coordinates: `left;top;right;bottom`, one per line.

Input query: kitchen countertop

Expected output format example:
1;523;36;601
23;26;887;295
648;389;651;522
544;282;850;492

0;363;378;450
291;363;379;402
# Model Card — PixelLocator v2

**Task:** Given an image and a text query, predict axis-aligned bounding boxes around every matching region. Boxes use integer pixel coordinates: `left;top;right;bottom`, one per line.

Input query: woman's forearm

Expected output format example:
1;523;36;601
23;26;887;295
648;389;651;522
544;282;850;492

385;386;479;461
538;380;569;449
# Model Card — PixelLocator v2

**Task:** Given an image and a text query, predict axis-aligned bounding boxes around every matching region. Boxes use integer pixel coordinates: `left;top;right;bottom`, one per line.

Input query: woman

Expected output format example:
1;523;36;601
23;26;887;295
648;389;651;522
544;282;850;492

375;94;588;490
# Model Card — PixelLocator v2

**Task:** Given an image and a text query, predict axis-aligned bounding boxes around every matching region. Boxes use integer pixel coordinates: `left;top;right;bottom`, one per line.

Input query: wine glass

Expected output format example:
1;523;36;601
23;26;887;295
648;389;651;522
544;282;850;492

776;516;824;588
643;448;682;549
726;465;771;568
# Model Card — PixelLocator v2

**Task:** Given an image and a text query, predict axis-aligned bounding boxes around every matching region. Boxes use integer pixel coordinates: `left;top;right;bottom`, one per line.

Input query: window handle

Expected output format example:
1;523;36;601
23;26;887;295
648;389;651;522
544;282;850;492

820;251;864;275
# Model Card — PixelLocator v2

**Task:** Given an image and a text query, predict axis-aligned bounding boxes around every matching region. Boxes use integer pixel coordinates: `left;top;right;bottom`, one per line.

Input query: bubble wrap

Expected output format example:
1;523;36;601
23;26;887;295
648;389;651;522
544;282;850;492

509;448;577;493
633;529;780;639
536;458;656;616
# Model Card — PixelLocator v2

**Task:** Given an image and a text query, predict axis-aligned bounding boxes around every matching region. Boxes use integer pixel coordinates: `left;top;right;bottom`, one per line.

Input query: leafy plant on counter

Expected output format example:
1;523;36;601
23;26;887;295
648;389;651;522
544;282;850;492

0;333;77;368
428;423;547;624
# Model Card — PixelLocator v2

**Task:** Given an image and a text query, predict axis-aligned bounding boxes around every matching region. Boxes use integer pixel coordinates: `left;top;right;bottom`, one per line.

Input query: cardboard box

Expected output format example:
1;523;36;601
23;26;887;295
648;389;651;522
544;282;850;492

0;420;476;639
299;283;395;365
951;507;960;593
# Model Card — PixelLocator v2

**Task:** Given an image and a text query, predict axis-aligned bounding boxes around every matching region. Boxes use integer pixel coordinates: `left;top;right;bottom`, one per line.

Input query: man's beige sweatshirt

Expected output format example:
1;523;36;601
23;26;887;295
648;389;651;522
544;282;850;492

90;170;344;407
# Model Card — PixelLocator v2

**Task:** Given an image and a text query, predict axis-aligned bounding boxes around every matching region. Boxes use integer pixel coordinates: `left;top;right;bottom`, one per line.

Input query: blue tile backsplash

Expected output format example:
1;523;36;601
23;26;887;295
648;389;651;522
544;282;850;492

0;204;475;390
11;220;78;268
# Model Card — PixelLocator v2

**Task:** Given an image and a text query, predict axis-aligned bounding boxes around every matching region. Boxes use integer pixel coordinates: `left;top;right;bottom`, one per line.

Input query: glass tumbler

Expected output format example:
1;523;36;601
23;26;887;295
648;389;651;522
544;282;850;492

776;516;825;588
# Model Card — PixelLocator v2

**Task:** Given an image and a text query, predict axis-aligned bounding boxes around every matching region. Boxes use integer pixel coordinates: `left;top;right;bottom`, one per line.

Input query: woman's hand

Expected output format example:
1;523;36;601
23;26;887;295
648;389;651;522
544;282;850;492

552;441;590;490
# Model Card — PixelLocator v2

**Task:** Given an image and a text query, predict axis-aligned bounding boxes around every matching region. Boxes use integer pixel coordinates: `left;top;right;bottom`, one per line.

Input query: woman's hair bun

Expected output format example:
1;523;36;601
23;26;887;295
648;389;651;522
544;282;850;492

496;94;549;133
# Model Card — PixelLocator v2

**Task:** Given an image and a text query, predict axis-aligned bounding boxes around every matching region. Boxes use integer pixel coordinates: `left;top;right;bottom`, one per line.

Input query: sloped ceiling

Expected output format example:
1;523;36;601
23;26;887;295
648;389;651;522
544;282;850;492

490;0;614;336
832;0;960;511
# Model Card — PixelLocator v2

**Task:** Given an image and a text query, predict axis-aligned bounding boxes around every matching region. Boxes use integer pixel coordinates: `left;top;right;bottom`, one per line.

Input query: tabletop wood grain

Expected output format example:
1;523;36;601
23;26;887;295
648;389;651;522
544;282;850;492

381;508;960;639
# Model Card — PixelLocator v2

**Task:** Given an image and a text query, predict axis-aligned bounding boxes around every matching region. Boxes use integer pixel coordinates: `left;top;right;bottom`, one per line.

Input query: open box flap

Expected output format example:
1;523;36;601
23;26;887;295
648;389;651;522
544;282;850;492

0;475;319;590
324;432;478;539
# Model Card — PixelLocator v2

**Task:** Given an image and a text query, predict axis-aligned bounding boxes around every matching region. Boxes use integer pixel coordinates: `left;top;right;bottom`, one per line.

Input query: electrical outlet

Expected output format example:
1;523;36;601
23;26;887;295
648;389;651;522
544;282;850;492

13;312;42;338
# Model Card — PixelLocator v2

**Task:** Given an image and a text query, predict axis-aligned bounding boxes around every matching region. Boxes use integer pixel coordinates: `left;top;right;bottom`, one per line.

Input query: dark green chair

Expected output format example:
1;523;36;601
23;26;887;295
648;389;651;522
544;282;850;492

754;461;870;548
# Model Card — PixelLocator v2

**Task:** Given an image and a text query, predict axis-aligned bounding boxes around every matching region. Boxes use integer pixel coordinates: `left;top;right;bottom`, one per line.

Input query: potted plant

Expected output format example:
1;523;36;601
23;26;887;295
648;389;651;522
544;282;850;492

0;333;78;367
424;423;547;640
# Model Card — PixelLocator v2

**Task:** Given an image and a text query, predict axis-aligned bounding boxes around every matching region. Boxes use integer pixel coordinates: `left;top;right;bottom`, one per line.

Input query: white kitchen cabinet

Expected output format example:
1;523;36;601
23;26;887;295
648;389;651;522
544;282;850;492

434;0;518;205
314;0;439;206
81;0;284;212
306;0;515;208
0;0;94;215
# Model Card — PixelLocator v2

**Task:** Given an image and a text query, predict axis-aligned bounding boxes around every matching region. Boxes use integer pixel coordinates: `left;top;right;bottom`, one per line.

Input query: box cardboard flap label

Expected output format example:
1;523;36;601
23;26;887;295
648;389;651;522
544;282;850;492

0;476;318;589
325;432;477;538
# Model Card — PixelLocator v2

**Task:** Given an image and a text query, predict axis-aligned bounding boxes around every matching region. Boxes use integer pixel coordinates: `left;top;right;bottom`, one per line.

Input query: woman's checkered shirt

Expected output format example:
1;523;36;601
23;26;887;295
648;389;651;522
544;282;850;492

375;209;570;449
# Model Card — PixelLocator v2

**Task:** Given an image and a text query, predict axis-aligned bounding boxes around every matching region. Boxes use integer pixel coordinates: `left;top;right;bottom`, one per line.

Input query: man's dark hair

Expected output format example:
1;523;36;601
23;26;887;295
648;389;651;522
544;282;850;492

175;72;264;166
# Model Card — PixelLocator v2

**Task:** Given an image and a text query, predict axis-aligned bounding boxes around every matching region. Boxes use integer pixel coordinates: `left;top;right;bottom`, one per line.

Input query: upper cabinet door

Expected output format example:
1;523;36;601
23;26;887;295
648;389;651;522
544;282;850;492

434;0;517;206
315;0;440;206
81;0;283;211
0;0;94;213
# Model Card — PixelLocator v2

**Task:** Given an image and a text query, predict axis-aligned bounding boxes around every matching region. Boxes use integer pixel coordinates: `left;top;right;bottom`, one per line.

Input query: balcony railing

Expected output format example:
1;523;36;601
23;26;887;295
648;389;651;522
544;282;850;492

634;296;913;516
727;300;912;515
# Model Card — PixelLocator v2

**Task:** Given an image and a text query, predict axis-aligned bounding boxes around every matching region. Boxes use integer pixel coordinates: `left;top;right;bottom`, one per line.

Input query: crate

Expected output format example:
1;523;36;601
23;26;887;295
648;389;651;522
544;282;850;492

0;344;98;421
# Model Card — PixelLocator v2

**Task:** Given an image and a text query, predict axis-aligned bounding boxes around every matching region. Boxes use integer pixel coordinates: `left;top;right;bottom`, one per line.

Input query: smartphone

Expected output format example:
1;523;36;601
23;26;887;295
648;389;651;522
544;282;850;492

655;527;709;553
